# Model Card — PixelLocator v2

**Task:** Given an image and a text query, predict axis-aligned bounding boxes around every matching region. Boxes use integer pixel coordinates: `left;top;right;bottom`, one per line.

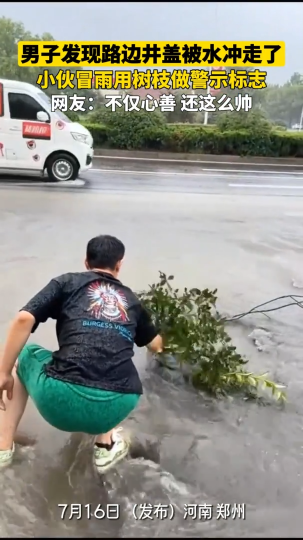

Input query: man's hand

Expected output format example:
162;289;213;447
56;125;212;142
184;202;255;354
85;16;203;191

146;334;163;354
0;372;14;411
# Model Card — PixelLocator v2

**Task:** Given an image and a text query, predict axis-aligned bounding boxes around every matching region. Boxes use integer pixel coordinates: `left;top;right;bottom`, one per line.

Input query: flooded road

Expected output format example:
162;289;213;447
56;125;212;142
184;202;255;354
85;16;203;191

0;182;303;537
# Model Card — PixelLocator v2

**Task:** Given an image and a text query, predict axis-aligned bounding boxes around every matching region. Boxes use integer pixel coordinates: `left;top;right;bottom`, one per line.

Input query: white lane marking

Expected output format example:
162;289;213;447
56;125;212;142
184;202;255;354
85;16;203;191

0;179;85;187
89;168;224;177
200;168;303;175
229;183;303;189
93;154;303;169
57;179;85;186
89;168;303;181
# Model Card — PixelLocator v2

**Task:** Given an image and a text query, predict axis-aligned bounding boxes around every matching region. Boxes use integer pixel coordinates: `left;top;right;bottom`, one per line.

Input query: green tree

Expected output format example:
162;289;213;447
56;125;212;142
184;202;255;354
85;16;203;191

216;108;272;133
257;83;303;127
0;17;94;116
90;107;166;149
163;90;201;124
0;17;55;83
289;72;303;86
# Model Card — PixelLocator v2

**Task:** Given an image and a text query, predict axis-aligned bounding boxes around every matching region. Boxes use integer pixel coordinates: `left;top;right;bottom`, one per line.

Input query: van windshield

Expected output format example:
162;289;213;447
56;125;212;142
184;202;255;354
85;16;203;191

37;91;72;123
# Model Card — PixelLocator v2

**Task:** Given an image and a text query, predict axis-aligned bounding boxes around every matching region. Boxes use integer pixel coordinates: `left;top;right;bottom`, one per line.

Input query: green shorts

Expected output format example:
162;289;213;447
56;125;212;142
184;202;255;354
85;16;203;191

17;343;140;435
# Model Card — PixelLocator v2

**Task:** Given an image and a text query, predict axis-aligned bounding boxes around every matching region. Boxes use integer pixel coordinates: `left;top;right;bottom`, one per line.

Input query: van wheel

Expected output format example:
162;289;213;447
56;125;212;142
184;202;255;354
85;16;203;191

46;153;79;182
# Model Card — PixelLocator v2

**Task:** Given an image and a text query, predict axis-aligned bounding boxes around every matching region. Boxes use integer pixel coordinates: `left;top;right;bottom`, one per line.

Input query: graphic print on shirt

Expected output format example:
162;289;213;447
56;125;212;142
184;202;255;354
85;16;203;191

86;281;129;322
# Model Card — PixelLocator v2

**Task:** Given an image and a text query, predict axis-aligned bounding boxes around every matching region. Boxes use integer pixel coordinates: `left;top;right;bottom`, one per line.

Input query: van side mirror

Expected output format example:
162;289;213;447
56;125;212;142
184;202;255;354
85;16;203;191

37;111;49;123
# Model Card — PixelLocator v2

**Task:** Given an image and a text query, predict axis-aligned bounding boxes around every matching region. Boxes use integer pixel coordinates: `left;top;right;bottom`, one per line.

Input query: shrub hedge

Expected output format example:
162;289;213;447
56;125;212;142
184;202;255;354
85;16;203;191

82;109;303;157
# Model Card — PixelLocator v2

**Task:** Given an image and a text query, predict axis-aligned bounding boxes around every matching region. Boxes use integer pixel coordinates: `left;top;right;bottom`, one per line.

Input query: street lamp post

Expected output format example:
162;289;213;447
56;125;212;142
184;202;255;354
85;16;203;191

203;66;224;126
203;81;210;126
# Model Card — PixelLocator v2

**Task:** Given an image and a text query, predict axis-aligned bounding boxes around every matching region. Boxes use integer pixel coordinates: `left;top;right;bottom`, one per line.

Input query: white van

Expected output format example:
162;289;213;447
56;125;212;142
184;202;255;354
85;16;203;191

0;79;94;182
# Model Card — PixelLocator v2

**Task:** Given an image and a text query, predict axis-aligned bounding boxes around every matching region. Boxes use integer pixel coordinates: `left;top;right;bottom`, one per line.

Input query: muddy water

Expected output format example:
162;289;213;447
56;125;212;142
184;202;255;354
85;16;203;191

0;188;303;537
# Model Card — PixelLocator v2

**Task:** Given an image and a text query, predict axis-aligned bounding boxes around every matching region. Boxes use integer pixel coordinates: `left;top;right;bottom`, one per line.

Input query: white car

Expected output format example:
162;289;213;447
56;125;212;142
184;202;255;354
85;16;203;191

0;78;93;182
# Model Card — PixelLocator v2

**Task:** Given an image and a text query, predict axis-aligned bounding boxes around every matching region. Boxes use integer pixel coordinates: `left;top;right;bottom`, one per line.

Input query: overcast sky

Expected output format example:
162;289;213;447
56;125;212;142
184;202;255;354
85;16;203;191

4;2;302;84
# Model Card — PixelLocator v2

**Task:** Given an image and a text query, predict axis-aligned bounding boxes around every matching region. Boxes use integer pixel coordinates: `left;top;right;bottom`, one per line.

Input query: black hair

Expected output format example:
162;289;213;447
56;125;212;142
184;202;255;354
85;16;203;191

86;235;125;270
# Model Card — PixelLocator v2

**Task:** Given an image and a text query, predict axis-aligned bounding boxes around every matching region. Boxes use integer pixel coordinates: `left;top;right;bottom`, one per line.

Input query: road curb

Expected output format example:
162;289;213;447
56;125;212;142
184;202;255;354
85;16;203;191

94;148;303;168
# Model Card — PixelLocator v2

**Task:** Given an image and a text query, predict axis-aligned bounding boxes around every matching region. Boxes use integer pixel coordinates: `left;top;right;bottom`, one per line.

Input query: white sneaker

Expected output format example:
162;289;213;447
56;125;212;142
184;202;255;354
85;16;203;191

93;428;129;473
0;443;15;468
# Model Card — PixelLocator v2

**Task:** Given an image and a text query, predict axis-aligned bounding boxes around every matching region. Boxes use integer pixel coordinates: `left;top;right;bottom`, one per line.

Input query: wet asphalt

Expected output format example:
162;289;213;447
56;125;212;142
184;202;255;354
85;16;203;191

1;156;303;197
0;160;303;537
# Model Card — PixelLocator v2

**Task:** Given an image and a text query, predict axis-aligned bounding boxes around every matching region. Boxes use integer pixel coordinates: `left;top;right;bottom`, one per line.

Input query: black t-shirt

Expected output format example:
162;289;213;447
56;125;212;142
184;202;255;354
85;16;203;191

21;271;159;395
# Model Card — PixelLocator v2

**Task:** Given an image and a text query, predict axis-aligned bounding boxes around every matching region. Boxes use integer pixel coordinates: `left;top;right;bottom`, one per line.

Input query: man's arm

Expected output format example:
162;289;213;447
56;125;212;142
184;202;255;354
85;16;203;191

134;304;163;353
146;334;163;354
0;279;62;375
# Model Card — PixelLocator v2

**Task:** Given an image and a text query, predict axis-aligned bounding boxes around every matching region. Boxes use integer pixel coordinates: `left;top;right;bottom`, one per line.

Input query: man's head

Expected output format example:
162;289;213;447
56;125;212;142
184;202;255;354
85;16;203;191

85;235;125;276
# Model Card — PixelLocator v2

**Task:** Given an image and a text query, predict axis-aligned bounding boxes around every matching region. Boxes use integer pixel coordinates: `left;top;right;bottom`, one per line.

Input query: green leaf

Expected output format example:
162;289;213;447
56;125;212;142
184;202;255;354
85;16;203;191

140;270;287;406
